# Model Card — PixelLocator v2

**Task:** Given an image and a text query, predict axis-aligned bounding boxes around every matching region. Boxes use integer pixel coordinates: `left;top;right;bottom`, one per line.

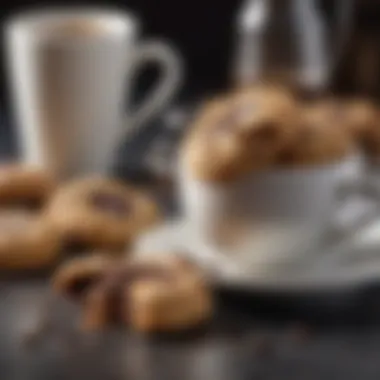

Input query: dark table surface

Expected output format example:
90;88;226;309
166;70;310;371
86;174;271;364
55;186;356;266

3;277;380;380
3;105;380;379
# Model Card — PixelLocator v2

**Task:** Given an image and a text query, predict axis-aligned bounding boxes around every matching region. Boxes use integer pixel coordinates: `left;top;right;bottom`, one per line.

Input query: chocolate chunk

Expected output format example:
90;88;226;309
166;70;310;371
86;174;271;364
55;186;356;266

67;275;102;299
252;121;278;142
98;279;124;324
91;192;131;217
277;149;296;165
81;263;174;328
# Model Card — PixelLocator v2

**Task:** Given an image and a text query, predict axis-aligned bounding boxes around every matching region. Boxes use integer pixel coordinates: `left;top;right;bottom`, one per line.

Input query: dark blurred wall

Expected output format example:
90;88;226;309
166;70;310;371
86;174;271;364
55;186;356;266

335;1;380;97
1;0;380;106
0;0;242;106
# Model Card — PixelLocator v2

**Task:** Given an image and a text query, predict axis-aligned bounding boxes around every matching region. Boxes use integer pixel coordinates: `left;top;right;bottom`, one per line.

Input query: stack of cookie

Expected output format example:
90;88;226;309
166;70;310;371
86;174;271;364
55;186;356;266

182;86;379;183
0;167;213;334
45;178;214;334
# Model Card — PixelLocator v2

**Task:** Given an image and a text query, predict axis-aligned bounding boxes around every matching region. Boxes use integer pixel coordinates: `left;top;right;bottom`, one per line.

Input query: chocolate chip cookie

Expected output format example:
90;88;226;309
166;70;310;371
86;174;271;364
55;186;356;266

345;99;378;141
0;164;55;207
0;209;61;270
306;98;378;142
52;254;213;333
344;100;380;157
125;255;213;333
277;107;355;166
182;87;300;182
46;177;159;251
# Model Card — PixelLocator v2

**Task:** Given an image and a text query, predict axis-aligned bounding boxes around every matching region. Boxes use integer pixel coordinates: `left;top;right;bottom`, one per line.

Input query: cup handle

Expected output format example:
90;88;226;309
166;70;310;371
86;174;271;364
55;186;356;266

297;172;380;276
330;172;380;235
125;40;183;135
284;169;380;275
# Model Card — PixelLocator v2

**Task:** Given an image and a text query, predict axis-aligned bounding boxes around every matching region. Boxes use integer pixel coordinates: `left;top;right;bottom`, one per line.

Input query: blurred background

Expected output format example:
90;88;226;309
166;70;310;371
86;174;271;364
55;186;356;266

0;0;238;106
1;0;380;106
1;2;380;379
1;0;379;183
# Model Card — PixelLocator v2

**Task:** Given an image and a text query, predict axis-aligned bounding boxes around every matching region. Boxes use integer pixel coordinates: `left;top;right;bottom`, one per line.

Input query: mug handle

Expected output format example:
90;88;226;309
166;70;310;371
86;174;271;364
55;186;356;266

303;168;380;273
330;170;380;235
125;40;183;135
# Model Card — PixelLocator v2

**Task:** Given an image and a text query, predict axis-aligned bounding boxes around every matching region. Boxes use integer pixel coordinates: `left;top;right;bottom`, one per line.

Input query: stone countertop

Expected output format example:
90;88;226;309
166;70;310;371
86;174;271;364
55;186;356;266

2;106;380;379
2;276;380;380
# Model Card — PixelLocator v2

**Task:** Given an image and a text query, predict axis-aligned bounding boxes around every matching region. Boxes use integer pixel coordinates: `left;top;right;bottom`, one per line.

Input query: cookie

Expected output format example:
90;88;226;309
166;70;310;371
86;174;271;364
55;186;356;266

183;120;255;182
343;100;380;157
46;177;159;250
182;87;300;182
126;255;213;333
0;210;61;270
277;107;355;166
52;253;117;300
364;129;380;158
344;99;378;142
53;254;213;333
306;98;378;143
229;87;300;149
0;165;55;207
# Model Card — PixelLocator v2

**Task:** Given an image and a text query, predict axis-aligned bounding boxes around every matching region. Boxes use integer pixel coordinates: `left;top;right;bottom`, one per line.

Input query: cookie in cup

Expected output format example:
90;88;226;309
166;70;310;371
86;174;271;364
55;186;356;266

182;86;300;182
179;88;364;272
304;98;378;152
277;103;356;167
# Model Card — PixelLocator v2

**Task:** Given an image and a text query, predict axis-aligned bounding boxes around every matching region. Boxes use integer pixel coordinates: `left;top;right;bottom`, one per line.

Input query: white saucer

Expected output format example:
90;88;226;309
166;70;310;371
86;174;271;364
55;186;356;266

136;217;380;293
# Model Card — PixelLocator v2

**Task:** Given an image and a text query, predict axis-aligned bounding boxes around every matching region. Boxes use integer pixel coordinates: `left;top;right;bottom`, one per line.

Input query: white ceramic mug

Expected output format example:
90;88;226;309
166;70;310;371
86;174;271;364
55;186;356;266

5;8;183;178
179;154;380;273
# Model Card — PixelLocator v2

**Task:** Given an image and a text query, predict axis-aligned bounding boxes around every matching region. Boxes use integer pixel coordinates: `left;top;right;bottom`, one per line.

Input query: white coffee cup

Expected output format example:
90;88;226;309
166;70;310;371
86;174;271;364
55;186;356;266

5;8;183;178
179;154;379;272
